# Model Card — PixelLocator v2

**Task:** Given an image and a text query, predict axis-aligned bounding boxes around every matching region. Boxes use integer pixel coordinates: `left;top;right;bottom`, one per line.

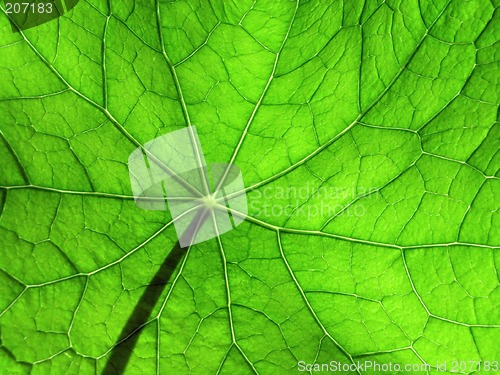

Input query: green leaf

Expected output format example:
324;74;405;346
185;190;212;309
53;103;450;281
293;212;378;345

0;0;499;374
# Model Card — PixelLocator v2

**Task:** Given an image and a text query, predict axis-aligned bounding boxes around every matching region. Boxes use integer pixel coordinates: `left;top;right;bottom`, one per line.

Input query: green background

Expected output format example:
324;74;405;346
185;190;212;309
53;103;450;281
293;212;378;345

0;0;499;373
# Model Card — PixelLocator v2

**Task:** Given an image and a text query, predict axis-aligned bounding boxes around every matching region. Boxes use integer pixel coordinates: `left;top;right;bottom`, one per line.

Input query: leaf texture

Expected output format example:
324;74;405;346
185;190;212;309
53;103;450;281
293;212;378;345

0;0;499;374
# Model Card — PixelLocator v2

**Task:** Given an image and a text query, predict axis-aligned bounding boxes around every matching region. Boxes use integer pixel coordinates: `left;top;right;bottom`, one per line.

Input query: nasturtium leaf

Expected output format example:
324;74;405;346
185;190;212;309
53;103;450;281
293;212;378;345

0;0;499;374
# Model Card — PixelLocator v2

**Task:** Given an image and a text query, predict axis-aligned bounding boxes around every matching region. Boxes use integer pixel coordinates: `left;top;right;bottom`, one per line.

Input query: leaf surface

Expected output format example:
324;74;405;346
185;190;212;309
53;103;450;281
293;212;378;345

0;0;499;374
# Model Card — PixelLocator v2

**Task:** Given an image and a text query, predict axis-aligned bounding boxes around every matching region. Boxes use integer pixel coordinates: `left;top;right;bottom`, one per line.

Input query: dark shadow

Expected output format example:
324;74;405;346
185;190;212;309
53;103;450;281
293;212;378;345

102;209;208;374
102;239;184;374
